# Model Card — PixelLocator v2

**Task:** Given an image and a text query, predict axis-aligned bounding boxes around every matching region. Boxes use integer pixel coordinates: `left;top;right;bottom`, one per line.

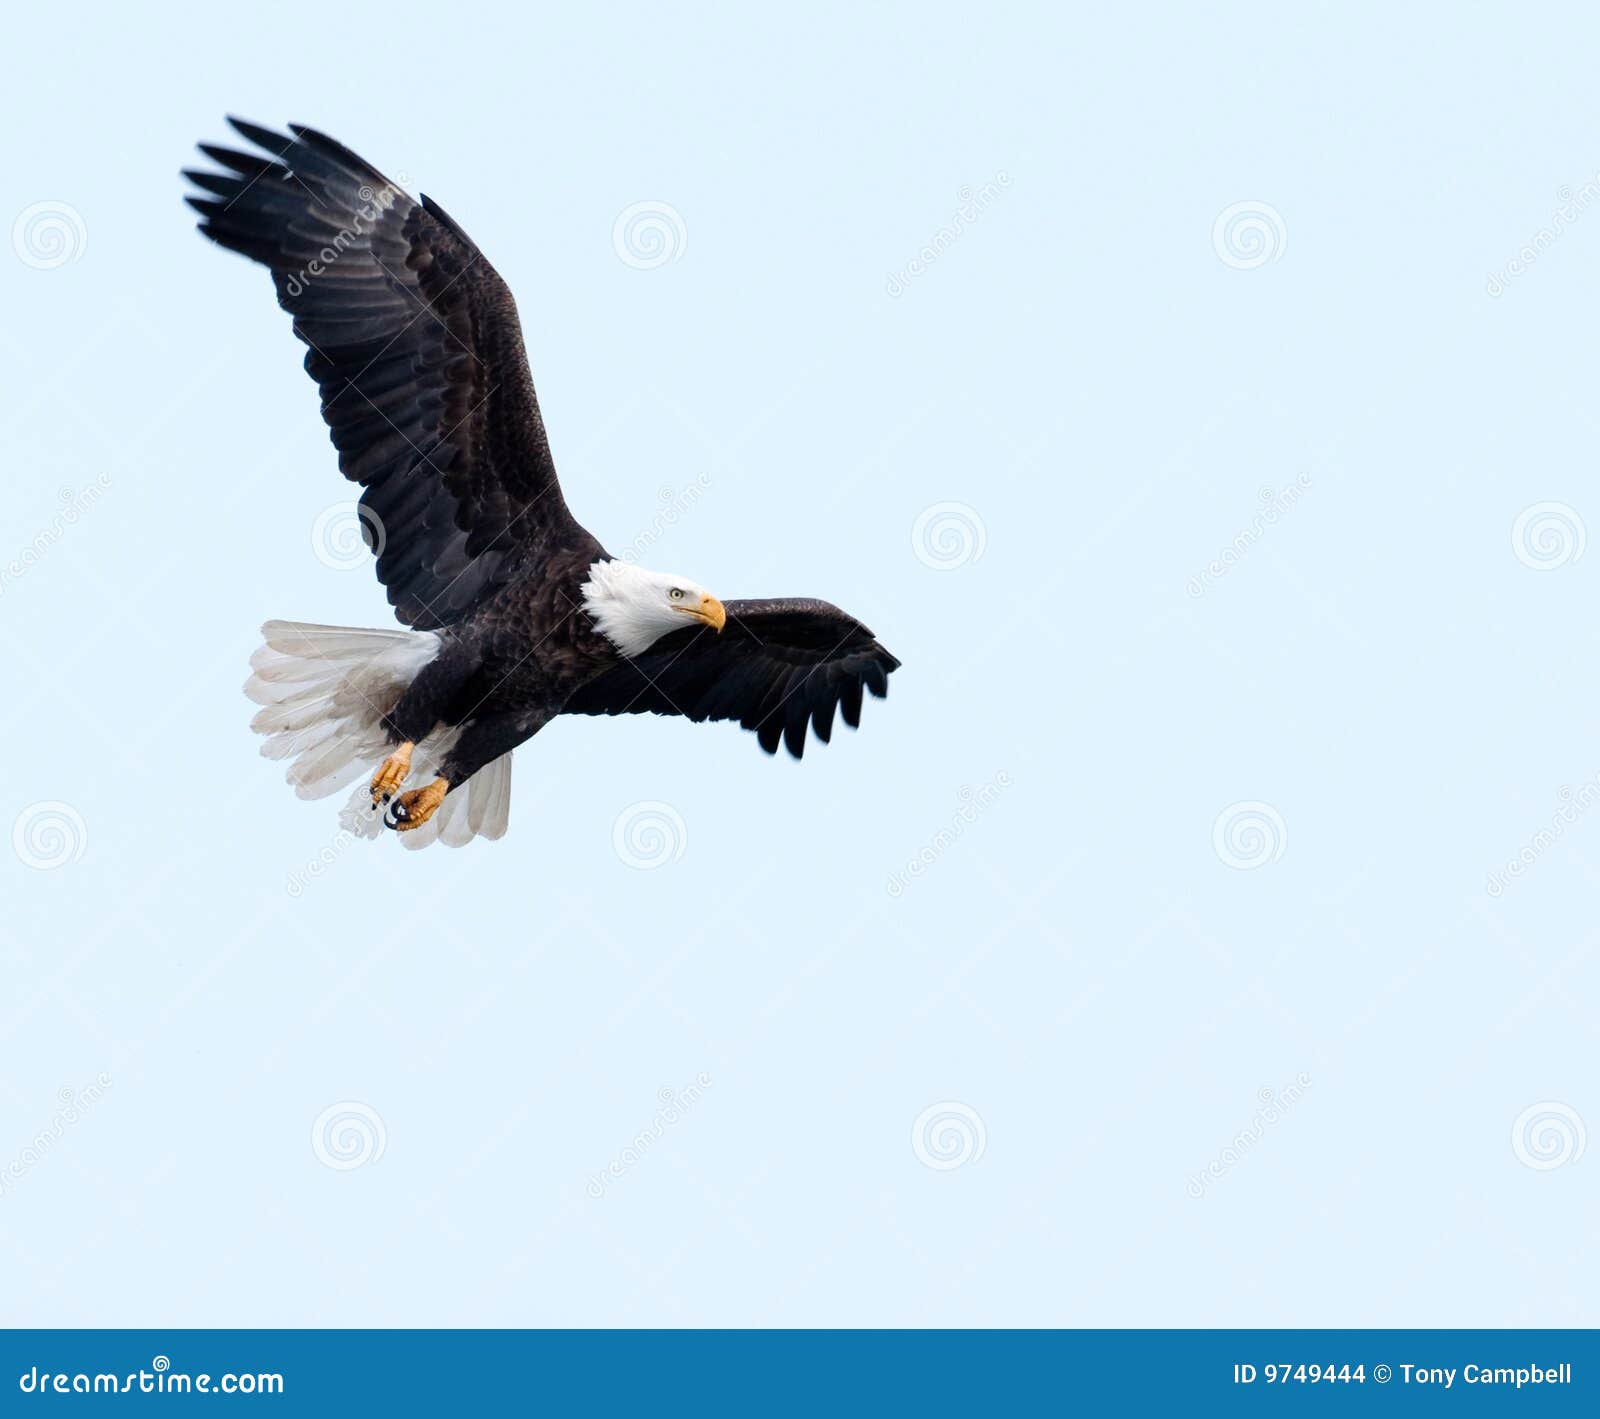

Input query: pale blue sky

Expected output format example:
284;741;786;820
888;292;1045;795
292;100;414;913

1;2;1595;1326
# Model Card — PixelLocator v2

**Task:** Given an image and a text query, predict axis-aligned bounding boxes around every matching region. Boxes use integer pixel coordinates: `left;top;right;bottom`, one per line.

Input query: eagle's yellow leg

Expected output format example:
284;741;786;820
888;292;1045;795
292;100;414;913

370;741;414;805
390;777;449;831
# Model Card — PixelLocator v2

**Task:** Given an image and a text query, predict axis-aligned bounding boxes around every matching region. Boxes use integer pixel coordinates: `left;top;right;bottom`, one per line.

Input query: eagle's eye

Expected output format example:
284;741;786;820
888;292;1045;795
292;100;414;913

669;588;685;600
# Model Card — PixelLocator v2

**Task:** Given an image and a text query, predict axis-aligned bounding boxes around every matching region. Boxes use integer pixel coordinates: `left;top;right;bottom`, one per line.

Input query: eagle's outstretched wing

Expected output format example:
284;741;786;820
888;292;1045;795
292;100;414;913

561;598;900;758
185;118;586;629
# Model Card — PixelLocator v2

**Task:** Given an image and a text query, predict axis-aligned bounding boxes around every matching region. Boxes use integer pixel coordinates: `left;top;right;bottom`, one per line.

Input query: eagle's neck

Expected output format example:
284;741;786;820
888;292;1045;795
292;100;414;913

580;559;669;657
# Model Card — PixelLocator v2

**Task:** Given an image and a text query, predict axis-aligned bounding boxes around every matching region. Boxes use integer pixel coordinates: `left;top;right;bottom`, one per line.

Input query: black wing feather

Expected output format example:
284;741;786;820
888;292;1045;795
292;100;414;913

184;118;586;629
562;597;901;759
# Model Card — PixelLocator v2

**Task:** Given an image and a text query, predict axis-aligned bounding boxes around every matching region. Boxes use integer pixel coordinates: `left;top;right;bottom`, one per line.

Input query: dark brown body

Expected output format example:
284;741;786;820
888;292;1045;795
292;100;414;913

383;539;615;785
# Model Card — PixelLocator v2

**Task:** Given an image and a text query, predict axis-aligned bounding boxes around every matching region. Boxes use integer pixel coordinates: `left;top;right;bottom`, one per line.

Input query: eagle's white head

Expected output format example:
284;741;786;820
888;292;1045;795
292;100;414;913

581;558;727;657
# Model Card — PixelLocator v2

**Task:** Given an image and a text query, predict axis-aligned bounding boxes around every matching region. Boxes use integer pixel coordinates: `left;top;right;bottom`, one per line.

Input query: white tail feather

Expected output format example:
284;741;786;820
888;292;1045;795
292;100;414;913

246;620;513;849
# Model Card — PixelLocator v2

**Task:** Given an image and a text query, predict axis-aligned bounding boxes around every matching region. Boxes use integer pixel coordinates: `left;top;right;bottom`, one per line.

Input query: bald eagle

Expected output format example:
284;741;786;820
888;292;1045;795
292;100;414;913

185;119;900;848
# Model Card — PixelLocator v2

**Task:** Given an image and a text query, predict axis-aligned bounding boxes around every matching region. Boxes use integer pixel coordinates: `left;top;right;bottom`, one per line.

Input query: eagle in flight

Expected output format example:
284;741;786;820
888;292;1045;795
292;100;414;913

185;119;900;848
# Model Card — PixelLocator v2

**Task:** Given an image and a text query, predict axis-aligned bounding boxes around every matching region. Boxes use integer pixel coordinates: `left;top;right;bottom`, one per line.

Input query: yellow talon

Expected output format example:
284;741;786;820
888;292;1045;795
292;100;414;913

389;777;449;831
370;741;414;804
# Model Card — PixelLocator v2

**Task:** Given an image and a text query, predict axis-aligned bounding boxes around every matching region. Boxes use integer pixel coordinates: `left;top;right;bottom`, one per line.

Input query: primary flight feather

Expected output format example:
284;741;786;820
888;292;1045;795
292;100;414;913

184;119;900;847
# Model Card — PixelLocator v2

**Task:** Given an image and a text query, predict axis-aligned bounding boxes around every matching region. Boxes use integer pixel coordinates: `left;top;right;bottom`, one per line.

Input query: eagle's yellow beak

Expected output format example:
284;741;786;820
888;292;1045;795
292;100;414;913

687;593;726;632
